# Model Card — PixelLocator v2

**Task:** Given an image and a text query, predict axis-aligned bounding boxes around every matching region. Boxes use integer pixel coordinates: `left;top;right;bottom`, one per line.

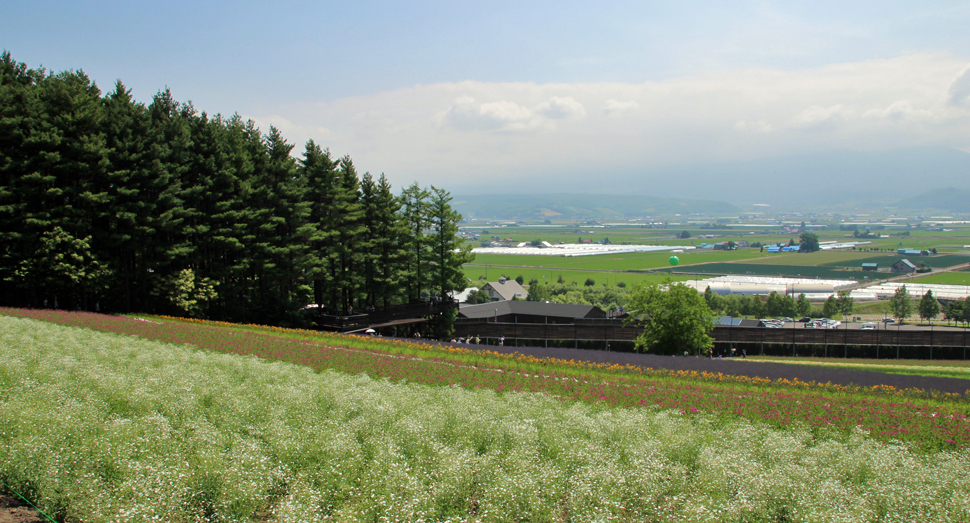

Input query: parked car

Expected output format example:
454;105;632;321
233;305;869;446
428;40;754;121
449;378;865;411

861;322;877;330
798;317;811;323
883;318;896;324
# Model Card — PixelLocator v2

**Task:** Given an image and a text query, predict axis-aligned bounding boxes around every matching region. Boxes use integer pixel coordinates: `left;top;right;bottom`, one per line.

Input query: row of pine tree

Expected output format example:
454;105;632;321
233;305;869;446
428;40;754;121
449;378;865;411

0;52;472;326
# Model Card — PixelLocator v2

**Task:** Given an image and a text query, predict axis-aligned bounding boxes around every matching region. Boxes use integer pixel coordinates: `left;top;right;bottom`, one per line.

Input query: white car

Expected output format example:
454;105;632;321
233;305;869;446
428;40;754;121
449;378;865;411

861;322;877;330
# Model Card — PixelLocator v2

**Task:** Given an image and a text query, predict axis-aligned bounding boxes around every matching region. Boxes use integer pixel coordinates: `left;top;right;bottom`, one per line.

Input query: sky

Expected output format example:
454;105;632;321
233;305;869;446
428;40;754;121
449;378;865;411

4;1;970;199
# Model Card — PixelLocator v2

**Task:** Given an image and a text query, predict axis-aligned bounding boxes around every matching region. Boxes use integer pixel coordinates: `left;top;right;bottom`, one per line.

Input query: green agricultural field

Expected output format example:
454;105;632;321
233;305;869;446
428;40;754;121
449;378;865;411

655;262;892;281
470;226;678;245
465;266;697;288
853;300;899;315
741;250;884;266
469;224;808;248
464;249;776;287
910;272;970;285
822;254;970;269
469;249;767;272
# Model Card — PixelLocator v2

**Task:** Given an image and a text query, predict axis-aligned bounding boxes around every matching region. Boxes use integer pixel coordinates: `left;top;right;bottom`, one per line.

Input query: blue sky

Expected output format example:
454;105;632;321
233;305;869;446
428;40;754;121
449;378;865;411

4;1;970;196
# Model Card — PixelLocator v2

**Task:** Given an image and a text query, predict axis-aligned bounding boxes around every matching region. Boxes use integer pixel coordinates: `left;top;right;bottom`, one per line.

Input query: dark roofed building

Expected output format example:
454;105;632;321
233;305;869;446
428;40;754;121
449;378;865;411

459;301;606;324
891;259;917;273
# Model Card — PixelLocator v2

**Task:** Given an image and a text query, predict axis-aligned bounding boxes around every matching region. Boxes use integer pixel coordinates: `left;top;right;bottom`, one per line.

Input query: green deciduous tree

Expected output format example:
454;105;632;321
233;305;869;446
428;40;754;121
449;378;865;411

890;285;912;323
14;226;111;310
918;290;940;324
822;295;839;318
836;290;854;321
795;293;811;317
766;291;784;317
942;301;962;326
525;282;551;303
703;286;723;314
156;268;218;318
798;232;820;253
626;278;715;355
465;288;492;305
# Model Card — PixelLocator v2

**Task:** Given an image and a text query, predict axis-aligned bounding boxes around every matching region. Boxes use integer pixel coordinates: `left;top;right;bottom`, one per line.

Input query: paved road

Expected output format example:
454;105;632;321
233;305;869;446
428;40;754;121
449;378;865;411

404;338;970;395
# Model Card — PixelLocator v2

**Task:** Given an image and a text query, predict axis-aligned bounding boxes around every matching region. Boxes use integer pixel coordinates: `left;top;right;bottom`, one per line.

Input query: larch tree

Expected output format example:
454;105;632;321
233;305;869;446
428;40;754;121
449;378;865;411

426;185;474;300
400;183;431;301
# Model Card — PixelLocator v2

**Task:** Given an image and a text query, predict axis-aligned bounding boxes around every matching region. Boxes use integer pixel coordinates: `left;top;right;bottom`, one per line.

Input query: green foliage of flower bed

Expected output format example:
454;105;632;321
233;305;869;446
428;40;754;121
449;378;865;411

3;308;969;453
3;315;970;521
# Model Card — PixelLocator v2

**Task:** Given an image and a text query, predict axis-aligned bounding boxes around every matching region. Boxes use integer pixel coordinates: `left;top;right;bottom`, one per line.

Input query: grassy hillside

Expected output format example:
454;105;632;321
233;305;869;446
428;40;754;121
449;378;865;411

3;312;970;521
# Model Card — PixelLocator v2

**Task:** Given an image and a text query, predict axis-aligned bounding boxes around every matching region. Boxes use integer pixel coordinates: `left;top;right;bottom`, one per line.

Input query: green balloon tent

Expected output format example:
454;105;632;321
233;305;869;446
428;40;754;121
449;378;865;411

668;255;679;266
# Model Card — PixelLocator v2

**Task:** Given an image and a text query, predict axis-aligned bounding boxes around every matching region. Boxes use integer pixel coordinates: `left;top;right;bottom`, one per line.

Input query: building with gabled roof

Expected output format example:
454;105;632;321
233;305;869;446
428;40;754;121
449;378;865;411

458;300;606;323
891;259;917;273
481;278;528;301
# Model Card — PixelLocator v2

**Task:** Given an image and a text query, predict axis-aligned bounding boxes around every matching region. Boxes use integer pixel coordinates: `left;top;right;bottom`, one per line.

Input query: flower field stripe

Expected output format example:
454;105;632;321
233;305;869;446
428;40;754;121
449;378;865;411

3;314;970;522
2;308;970;451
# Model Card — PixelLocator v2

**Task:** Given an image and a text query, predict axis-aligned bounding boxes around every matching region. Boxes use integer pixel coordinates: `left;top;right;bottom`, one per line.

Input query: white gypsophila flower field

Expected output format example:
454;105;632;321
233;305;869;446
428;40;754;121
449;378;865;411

1;316;969;522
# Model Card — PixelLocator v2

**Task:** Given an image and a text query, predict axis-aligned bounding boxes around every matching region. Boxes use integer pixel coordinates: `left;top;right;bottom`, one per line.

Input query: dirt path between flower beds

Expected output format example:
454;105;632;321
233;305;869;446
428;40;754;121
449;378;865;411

420;340;970;395
0;495;44;523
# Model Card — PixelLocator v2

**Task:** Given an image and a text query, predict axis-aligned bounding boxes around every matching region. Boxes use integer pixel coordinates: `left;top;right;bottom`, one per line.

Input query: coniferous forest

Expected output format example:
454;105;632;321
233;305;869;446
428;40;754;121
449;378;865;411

0;52;473;326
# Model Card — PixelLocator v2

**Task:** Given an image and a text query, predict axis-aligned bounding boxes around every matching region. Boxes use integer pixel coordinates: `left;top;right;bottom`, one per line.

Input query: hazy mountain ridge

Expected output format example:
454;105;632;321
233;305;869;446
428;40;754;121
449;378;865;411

452;194;740;221
611;147;970;205
451;147;970;211
894;187;970;213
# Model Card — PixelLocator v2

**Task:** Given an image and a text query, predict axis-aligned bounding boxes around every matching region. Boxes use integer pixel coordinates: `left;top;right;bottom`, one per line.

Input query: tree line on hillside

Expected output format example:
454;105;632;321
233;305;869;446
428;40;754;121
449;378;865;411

0;52;472;326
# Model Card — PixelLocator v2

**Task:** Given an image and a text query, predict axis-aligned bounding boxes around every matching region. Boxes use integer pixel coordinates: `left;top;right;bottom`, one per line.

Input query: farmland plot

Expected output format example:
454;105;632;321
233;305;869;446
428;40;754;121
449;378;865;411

2;316;970;522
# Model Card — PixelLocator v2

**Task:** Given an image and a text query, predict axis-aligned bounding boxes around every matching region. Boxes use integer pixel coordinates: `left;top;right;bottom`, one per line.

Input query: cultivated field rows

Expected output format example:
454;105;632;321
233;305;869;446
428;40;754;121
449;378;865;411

3;314;970;521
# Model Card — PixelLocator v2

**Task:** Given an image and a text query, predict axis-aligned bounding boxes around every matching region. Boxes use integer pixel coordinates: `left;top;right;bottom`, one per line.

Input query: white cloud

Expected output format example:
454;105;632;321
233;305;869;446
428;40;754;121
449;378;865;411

534;96;585;120
734;120;772;132
603;99;639;115
439;95;584;132
863;100;935;123
250;54;970;188
442;97;539;131
948;66;970;106
791;104;846;128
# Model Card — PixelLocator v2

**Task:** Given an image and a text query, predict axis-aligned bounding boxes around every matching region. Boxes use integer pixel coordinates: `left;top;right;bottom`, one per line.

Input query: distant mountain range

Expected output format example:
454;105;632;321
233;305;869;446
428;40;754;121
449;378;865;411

450;147;970;212
605;146;970;206
451;194;740;221
893;187;970;213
